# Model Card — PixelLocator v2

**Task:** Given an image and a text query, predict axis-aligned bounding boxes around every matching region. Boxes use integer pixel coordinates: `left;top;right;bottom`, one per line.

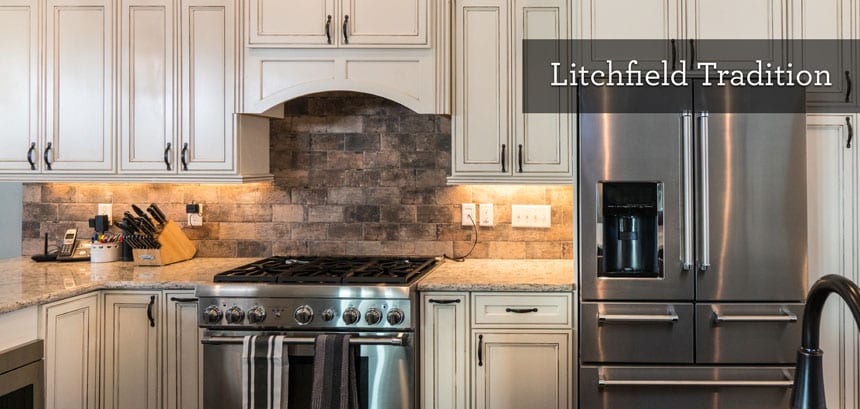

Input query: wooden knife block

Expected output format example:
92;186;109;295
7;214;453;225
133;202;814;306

132;221;197;266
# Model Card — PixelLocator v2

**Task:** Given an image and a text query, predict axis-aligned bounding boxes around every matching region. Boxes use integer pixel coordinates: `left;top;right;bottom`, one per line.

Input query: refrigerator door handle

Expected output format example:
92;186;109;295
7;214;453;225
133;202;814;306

697;111;711;272
681;111;694;271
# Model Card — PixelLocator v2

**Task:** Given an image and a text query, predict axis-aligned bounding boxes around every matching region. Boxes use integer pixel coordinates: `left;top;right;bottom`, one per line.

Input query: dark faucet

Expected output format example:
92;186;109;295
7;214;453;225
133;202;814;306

792;274;860;409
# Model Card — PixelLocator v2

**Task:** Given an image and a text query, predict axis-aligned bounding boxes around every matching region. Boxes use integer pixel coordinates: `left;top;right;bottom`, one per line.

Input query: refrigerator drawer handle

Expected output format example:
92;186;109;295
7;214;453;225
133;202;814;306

598;377;794;388
597;313;679;323
680;111;694;271
201;335;406;346
713;312;798;323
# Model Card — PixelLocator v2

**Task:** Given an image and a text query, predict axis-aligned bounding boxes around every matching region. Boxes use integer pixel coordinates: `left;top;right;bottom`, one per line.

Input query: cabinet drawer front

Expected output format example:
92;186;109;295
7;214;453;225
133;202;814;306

696;303;803;364
580;302;694;363
472;293;570;327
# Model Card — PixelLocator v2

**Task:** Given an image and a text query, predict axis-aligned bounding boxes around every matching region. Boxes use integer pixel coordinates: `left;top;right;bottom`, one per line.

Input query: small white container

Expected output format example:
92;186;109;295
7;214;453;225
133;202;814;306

90;244;122;263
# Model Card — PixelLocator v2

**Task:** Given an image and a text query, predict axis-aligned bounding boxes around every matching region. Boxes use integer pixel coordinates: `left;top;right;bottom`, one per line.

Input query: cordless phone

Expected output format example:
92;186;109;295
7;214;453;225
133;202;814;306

57;228;91;261
59;229;77;257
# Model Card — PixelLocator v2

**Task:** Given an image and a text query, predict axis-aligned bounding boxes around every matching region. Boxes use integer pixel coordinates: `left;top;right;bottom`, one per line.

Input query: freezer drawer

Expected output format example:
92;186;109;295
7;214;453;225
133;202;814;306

580;302;694;364
580;365;794;409
696;303;803;364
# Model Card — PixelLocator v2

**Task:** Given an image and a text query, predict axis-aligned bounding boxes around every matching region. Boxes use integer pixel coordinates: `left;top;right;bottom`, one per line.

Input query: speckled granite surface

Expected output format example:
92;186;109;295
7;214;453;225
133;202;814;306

418;259;575;292
0;257;258;314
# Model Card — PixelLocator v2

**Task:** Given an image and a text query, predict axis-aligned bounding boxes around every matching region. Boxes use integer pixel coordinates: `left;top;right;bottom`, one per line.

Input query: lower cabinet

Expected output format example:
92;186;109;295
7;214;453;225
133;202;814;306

421;291;574;409
41;289;201;409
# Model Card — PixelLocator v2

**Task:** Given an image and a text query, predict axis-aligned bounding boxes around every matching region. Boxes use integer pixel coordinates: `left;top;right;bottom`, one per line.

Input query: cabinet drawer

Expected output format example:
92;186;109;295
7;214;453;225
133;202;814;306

471;293;571;327
696;303;803;364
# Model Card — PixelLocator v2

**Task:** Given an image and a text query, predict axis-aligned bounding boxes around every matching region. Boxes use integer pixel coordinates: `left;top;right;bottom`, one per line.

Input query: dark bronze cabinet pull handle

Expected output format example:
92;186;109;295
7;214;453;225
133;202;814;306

428;298;461;304
501;144;506;172
847;116;853;149
477;334;483;366
181;142;188;171
670;39;677;71
845;71;852;103
147;295;155;327
342;15;349;44
27;142;36;170
517;144;523;173
43;142;52;170
170;297;198;303
506;307;539;314
325;15;332;44
163;142;172;170
689;39;696;65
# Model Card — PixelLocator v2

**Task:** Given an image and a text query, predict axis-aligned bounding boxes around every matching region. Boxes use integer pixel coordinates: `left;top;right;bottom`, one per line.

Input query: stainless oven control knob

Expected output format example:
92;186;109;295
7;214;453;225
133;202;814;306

294;305;314;325
342;307;360;325
365;308;382;325
321;309;336;322
226;306;244;323
248;306;266;323
203;305;223;323
387;309;405;325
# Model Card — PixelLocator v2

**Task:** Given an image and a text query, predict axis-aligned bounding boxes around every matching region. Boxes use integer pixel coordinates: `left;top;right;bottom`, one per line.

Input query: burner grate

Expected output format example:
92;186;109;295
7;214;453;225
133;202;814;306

213;256;439;284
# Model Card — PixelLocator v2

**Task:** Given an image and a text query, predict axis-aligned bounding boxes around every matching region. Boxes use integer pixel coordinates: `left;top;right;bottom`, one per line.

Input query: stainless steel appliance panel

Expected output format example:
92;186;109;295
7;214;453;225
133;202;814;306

580;302;694;363
695;303;803;364
0;340;44;409
202;332;413;409
694;110;807;301
580;111;694;301
579;366;794;409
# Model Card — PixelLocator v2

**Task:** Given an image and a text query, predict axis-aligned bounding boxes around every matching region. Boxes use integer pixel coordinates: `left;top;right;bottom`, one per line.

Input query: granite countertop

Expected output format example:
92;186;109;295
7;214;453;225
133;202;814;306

417;259;575;292
0;257;258;314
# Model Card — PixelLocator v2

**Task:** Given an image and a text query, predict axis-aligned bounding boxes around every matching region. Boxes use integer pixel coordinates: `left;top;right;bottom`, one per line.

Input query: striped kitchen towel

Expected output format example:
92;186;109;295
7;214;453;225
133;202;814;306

242;335;287;409
311;334;359;409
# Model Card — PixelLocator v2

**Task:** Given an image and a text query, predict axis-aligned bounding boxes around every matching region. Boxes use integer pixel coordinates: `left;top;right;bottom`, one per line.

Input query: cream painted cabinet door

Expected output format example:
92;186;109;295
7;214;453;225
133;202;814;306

452;0;509;176
472;331;572;409
179;0;236;173
164;292;202;409
806;114;858;409
44;0;114;172
796;0;857;106
340;0;428;46
120;0;177;173
247;0;335;46
0;0;38;172
512;0;572;178
43;293;99;409
421;293;469;409
102;292;161;409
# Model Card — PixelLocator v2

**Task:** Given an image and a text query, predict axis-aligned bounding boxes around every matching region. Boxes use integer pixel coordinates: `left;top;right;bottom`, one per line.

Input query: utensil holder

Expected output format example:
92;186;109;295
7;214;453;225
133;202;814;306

133;221;196;266
90;244;122;263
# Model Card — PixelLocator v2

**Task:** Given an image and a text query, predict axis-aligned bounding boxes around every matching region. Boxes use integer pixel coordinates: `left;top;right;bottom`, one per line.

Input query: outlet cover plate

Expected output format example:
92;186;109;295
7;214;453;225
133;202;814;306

512;204;551;228
479;203;494;226
461;203;476;226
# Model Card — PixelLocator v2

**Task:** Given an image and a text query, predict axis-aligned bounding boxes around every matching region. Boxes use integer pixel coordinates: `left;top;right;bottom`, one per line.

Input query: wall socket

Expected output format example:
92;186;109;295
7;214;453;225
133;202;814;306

187;203;204;227
97;203;112;224
461;203;476;226
479;203;494;226
512;204;552;228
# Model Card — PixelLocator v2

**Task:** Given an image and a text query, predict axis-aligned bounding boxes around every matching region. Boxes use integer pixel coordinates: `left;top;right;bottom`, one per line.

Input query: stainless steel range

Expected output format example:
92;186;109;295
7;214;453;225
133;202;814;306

196;256;442;409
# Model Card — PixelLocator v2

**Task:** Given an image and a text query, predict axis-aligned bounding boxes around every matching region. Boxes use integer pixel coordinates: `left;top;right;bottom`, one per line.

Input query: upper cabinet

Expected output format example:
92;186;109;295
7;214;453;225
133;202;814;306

247;0;428;47
0;0;38;172
449;0;574;184
795;0;857;108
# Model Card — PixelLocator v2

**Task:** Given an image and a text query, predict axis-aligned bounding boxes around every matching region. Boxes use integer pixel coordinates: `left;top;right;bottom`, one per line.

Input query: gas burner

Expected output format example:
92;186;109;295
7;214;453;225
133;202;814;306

213;256;440;285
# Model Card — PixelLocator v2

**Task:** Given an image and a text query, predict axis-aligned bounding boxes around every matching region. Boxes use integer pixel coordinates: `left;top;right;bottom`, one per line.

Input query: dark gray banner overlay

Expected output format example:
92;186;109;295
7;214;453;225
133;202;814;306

524;40;859;113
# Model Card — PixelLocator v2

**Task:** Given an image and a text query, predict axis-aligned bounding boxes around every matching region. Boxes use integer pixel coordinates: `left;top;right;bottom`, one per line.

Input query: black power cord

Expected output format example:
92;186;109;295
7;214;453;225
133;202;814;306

444;214;478;262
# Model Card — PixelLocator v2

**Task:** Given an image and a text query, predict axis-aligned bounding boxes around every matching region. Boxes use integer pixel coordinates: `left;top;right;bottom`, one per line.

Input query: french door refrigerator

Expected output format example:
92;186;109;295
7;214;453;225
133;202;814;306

578;82;808;409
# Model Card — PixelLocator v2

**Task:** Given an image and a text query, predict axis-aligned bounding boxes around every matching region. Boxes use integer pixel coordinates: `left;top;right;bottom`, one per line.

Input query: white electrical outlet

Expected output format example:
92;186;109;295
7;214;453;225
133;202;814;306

479;203;494;227
511;204;552;228
187;204;204;227
461;203;476;226
98;203;112;224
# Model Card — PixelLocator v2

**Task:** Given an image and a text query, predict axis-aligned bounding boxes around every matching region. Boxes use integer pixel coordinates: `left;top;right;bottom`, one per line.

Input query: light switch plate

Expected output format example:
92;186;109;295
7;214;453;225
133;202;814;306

479;203;494;226
512;204;551;228
461;203;476;226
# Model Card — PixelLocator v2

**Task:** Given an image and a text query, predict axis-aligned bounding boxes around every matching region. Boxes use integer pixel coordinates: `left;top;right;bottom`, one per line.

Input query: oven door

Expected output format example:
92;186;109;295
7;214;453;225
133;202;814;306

201;331;414;409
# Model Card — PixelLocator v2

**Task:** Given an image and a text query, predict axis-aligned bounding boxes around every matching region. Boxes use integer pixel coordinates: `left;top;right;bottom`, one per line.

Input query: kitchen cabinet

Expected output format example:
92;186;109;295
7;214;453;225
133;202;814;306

421;291;574;409
795;0;857;107
247;0;428;47
163;291;202;409
44;0;115;173
449;0;574;184
0;0;38;172
421;293;469;409
102;291;161;409
42;293;99;409
806;114;859;409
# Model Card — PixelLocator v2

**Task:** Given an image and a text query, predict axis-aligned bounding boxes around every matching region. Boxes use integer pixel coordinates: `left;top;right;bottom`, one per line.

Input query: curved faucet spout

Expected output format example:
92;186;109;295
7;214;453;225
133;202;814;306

792;274;860;409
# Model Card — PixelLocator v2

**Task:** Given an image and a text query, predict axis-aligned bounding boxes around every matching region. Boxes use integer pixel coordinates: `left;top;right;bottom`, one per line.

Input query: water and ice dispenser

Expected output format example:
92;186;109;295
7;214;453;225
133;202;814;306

597;182;663;277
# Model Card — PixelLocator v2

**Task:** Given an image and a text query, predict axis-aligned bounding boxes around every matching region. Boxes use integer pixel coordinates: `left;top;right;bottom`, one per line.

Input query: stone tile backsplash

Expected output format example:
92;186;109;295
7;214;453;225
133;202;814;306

21;93;574;259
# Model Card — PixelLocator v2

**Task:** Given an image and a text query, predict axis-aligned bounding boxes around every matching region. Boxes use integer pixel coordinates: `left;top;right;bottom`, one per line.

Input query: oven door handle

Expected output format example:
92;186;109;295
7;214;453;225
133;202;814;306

200;335;408;346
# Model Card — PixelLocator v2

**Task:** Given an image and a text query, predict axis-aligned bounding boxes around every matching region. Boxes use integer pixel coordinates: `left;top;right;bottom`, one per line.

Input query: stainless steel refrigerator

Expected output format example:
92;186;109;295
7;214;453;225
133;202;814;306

577;82;808;409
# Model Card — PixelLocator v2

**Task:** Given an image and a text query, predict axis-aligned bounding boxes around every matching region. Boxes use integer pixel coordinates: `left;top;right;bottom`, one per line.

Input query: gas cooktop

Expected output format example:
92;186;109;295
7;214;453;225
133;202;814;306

213;256;440;285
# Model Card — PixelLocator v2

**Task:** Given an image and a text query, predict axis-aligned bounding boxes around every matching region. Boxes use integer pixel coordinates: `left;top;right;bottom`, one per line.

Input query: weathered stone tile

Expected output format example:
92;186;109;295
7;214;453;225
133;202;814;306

416;205;458;223
181;223;220;240
380;205;416;223
194;240;237;257
219;223;257;240
58;204;98;221
21;221;40;239
42;185;76;203
435;187;472;204
272;205;305;223
394;224;437;240
217;204;273;223
525;242;565;259
400;151;437;168
23;203;57;222
285;115;363;133
327;223;364;241
345;134;380;151
272;240;307;255
237;240;272;258
308;205;344;223
291;223;328;240
379;169;414;187
364;151;400;169
364;116;400;133
400;115;436;133
327;187;366;204
22;184;41;203
488;242;527;259
414;169;447;188
344;205;380;222
310;134;345;151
